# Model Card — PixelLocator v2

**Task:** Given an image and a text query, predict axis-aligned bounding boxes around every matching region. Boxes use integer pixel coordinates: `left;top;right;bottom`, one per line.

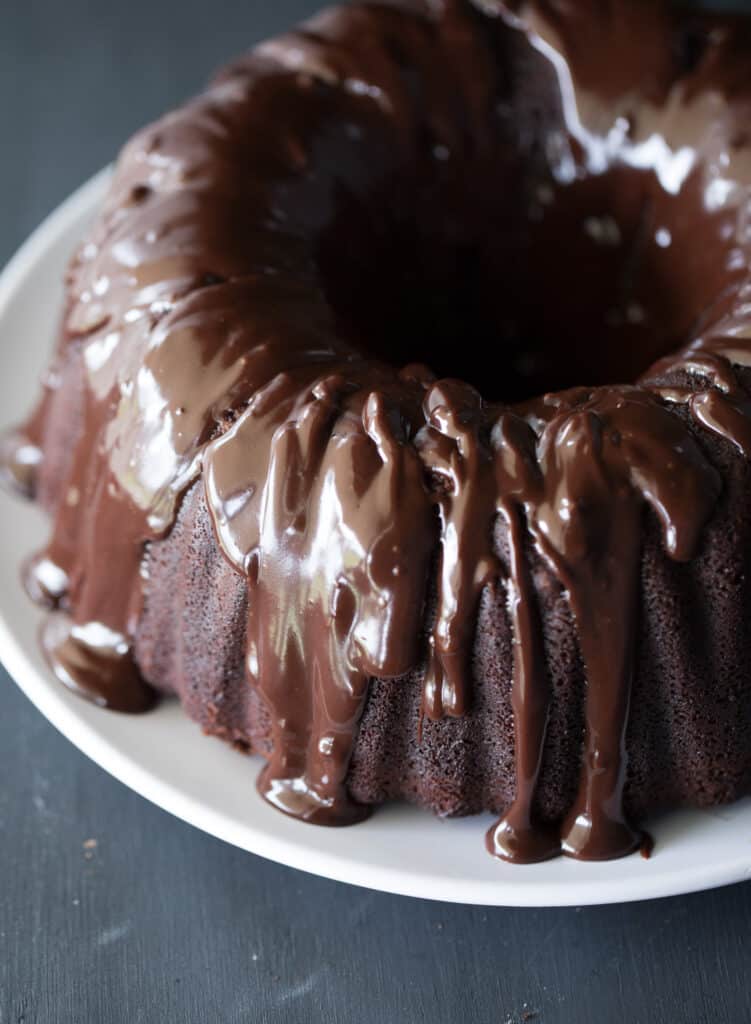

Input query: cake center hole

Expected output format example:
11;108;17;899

317;166;739;404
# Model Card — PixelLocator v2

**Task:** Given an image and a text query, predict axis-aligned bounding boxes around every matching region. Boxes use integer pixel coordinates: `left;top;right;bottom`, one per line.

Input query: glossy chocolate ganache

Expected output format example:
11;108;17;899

5;0;751;863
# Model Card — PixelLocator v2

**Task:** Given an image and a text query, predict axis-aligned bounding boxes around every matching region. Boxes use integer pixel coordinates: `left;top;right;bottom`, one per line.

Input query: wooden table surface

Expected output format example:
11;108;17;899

2;2;750;1020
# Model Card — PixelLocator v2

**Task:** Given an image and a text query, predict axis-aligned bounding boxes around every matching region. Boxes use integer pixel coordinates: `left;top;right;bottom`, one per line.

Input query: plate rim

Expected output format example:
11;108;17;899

1;168;750;908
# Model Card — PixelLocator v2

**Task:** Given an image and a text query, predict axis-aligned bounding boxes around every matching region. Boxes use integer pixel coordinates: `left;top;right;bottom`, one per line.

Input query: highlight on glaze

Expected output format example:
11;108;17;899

4;0;751;863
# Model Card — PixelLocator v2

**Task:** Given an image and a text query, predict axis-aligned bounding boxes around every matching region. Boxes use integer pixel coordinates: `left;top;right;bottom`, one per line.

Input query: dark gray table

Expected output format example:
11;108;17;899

2;2;751;1020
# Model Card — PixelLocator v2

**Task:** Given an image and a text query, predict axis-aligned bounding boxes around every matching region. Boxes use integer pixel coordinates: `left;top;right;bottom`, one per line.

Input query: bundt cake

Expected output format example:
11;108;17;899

4;0;751;864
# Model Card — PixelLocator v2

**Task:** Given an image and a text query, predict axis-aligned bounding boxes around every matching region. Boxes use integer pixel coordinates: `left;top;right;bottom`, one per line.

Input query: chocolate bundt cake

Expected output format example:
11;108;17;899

5;0;751;864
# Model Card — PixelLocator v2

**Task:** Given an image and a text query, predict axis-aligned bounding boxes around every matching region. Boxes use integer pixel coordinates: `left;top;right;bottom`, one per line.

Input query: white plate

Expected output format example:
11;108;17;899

1;170;750;907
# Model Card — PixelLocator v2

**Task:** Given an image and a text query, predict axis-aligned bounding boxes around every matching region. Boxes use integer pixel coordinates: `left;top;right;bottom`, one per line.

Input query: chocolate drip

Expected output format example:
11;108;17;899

41;614;156;713
416;380;500;719
486;391;720;862
0;432;42;498
487;493;556;863
0;373;59;499
206;370;436;823
28;378;157;709
5;0;751;864
651;342;751;457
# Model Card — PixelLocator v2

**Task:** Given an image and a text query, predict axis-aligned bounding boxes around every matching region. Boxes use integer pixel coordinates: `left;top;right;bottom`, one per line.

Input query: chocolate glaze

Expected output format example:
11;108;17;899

6;0;751;862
